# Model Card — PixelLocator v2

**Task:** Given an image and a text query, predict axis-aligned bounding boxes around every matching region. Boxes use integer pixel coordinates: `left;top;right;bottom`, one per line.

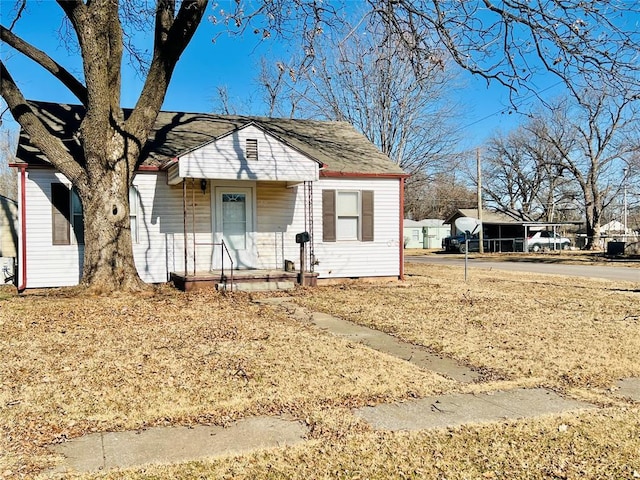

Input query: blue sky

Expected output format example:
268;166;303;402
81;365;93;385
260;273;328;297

0;1;565;149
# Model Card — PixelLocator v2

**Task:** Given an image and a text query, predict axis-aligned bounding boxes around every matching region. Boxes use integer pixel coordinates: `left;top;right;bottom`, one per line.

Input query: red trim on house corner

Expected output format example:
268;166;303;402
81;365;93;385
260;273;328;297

17;165;27;292
320;170;409;179
136;165;161;172
399;177;405;280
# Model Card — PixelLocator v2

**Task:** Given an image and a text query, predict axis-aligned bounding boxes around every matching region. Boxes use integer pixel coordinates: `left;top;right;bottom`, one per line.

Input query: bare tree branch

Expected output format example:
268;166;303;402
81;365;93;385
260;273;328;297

0;61;85;184
126;0;208;152
0;26;88;104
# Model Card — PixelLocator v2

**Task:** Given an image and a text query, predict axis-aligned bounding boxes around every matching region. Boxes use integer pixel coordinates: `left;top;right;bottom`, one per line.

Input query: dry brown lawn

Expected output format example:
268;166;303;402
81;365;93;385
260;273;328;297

1;262;639;479
67;408;640;479
0;286;449;478
292;263;640;394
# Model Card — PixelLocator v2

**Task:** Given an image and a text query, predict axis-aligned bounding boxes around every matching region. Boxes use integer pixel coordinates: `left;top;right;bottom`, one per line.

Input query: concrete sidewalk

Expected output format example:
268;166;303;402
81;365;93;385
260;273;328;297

355;388;595;431
51;416;307;474
255;297;479;383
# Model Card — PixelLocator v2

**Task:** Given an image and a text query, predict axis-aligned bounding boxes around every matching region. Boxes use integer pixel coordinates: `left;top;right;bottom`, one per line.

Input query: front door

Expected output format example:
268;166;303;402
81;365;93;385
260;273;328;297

214;187;256;269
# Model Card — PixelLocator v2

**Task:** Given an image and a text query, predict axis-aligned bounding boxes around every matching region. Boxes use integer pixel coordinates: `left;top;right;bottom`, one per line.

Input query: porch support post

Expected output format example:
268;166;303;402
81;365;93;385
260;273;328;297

183;180;187;276
191;178;196;275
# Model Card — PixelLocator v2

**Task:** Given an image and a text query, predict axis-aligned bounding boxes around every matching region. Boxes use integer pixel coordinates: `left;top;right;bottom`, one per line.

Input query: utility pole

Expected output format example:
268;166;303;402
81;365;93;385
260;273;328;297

623;167;628;237
477;148;484;253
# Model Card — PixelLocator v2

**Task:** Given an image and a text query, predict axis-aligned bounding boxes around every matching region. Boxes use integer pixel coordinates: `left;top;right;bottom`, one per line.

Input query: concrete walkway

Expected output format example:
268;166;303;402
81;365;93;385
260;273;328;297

617;378;640;400
51;416;307;474
255;297;479;383
47;297;640;474
355;388;595;431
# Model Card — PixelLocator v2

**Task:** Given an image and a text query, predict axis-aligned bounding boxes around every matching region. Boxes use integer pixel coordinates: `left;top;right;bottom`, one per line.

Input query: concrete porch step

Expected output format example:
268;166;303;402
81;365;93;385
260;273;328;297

171;270;305;292
216;281;296;292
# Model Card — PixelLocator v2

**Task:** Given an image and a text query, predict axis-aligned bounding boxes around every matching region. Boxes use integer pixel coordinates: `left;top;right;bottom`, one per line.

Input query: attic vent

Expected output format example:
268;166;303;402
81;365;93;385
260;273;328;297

246;138;258;160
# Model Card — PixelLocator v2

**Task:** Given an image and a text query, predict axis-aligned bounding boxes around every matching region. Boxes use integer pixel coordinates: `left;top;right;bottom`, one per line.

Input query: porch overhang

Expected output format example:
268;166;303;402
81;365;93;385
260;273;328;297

165;159;319;185
162;123;323;185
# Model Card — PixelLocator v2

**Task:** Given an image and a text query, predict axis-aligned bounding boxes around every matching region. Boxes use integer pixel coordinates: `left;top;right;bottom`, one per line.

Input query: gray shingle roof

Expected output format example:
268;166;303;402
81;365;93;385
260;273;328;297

449;209;533;225
16;101;405;176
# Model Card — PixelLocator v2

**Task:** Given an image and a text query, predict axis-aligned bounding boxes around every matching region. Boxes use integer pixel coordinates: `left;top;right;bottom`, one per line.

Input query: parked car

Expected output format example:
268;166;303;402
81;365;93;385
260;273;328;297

527;231;571;252
442;234;489;254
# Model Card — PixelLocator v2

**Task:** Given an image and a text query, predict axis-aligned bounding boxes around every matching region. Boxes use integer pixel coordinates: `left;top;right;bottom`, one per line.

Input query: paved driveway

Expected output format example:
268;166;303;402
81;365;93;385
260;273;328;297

407;255;640;283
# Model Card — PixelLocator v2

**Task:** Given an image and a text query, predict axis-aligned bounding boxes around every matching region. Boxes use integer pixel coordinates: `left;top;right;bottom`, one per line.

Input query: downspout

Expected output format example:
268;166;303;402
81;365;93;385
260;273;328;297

17;165;27;292
399;177;405;280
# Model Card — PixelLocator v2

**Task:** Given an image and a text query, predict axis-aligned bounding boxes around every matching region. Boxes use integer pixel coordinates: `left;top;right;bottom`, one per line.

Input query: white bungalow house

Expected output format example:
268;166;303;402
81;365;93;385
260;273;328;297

12;101;407;290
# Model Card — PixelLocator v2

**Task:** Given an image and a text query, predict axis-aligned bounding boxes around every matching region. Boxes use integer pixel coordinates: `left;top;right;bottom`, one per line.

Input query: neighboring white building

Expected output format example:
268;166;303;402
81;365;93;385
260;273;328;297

0;195;18;283
404;219;450;249
13;102;407;290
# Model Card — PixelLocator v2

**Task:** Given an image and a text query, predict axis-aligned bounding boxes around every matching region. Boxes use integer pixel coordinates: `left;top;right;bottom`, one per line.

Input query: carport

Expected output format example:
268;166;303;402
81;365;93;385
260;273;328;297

445;209;579;252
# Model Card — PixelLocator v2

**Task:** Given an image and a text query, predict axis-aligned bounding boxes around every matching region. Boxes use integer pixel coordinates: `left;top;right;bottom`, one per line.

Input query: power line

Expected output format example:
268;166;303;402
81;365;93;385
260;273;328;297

454;80;565;137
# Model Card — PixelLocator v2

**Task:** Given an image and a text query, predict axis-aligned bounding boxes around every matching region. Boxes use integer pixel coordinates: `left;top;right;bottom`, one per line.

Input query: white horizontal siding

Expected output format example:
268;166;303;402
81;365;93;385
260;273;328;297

179;125;319;182
254;182;306;270
133;173;213;282
23;170;215;288
23;169;401;288
23;169;83;288
312;178;402;279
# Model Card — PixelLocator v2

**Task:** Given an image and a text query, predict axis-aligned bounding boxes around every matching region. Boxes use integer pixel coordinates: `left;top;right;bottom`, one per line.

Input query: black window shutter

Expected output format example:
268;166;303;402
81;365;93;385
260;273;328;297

322;189;336;242
51;183;71;245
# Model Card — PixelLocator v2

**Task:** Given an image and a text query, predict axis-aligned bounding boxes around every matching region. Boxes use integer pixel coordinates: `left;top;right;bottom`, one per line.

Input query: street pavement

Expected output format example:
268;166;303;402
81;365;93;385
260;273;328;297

407;255;640;282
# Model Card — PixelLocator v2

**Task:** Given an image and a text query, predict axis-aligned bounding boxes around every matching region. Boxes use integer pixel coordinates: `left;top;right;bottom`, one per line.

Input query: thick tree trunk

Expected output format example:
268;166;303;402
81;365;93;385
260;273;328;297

584;201;602;251
77;126;145;292
79;166;144;292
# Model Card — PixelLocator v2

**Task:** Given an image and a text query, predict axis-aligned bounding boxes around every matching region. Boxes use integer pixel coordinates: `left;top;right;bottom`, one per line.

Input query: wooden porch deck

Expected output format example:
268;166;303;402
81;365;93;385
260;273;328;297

170;269;316;292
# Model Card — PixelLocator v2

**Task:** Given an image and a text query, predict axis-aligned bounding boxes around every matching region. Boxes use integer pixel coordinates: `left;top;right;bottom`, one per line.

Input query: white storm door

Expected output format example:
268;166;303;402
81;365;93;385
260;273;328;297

214;187;256;269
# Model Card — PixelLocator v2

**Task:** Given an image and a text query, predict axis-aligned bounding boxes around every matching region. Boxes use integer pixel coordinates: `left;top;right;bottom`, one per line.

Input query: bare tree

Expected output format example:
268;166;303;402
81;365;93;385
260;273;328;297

366;1;640;103
1;0;209;291
528;93;640;248
405;172;477;220
307;28;461;178
0;129;18;200
483;125;578;222
244;20;463;217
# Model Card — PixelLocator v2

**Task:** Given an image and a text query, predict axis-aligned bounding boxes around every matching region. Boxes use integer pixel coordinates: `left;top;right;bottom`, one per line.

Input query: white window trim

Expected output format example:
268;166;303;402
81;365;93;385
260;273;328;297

336;190;361;241
129;186;140;244
70;188;84;245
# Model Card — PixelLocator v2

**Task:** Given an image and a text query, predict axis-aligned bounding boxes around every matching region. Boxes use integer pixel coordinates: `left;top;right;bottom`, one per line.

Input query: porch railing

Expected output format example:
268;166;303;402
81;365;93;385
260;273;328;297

218;239;234;291
188;238;235;291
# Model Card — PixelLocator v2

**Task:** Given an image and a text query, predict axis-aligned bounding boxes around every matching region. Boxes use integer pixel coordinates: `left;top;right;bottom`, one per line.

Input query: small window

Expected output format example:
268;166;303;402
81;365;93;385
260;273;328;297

51;183;84;245
246;138;258;161
337;191;360;240
129;186;139;243
322;189;374;242
412;229;420;242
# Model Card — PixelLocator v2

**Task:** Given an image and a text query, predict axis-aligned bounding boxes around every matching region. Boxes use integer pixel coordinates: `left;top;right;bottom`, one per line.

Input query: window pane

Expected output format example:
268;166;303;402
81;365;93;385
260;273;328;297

129;186;139;243
72;189;82;215
337;191;359;216
222;193;247;249
71;189;84;244
51;183;71;245
337;217;358;240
